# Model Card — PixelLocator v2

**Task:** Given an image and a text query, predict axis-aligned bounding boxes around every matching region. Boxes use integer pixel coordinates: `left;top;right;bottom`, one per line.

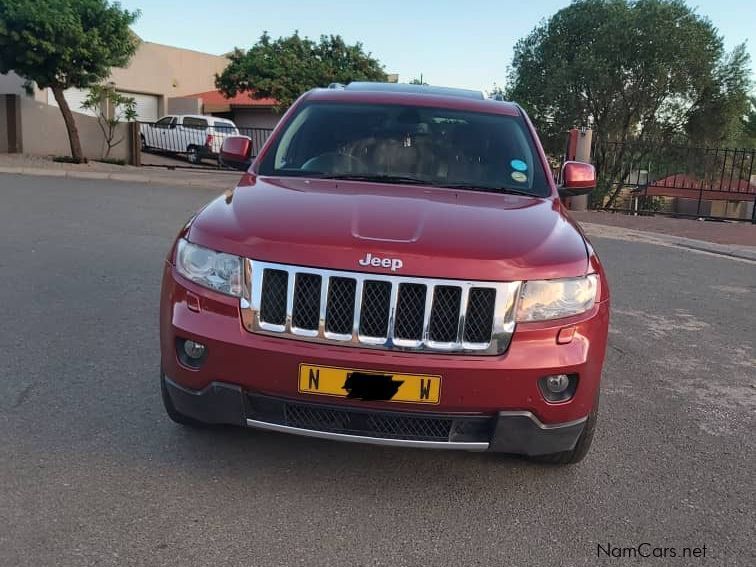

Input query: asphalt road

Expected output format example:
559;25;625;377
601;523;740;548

1;173;754;567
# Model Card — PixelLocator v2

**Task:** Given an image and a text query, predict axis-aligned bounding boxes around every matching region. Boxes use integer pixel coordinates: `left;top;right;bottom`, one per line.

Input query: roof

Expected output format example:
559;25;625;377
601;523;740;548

306;83;520;116
643;173;756;202
184;89;277;112
168;114;235;123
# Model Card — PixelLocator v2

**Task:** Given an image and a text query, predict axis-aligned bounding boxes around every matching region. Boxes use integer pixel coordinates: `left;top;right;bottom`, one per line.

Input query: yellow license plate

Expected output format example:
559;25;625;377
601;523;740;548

298;364;441;404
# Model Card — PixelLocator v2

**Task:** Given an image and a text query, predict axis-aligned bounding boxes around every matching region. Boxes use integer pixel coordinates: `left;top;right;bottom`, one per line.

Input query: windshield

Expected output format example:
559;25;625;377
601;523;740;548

258;102;550;196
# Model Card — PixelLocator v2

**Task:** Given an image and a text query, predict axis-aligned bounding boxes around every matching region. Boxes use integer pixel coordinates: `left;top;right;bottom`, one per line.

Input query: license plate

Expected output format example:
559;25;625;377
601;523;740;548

298;364;441;404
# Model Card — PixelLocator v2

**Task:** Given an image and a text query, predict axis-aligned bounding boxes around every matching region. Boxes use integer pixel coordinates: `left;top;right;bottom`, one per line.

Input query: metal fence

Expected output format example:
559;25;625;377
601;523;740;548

138;121;273;170
594;140;756;223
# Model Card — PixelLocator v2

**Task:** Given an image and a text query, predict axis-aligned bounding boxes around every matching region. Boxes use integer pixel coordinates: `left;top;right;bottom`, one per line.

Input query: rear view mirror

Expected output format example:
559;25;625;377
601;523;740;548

220;136;253;171
558;161;596;197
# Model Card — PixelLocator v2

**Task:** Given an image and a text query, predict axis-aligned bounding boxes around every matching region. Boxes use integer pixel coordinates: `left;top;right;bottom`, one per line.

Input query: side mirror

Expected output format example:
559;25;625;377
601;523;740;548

219;136;253;171
558;161;596;197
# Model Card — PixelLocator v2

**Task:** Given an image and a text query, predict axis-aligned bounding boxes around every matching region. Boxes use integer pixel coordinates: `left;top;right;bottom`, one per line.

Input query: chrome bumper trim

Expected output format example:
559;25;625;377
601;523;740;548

246;418;490;451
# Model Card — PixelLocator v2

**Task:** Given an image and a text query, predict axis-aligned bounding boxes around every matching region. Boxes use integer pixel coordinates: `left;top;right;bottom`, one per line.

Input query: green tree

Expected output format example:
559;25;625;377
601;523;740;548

739;97;756;147
216;31;387;110
0;0;139;162
81;84;137;158
506;0;752;206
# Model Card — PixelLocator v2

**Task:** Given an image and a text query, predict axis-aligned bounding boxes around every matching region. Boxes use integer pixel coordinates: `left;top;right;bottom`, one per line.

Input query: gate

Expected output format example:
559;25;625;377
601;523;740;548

136;121;273;171
593;140;756;223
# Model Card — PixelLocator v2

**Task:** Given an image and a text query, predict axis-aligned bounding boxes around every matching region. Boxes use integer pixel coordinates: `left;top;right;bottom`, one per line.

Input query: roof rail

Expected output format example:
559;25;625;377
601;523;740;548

344;82;485;100
328;83;345;89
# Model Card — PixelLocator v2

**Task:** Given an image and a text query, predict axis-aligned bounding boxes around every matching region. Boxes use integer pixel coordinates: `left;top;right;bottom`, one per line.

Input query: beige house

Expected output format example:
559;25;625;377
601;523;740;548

0;41;228;122
0;40;229;159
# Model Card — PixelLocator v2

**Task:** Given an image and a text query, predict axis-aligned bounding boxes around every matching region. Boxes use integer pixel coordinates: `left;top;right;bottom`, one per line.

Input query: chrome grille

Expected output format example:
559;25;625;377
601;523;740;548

242;260;521;354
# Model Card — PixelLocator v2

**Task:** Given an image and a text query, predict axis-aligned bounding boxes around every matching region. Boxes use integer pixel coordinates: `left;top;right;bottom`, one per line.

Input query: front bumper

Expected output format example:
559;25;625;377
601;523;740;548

164;376;587;455
161;262;608;455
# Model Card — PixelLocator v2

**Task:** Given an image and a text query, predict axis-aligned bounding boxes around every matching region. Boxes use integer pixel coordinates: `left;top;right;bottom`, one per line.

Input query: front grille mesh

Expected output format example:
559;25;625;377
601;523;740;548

429;286;462;342
259;269;288;325
247;394;494;443
292;273;322;330
248;260;517;354
393;283;427;340
325;277;356;335
464;288;496;343
365;413;452;440
359;281;391;337
284;403;453;441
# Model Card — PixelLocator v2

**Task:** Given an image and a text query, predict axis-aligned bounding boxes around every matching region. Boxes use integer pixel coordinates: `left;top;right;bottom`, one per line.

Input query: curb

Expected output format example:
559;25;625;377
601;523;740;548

581;222;756;262
0;165;237;190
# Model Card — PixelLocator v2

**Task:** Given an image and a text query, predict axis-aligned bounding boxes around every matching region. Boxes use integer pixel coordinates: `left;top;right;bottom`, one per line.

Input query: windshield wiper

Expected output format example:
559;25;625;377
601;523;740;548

438;183;539;197
308;174;540;196
317;174;428;185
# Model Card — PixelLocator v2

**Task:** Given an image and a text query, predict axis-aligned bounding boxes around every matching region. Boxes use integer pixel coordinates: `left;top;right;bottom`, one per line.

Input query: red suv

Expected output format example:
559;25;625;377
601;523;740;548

160;83;609;464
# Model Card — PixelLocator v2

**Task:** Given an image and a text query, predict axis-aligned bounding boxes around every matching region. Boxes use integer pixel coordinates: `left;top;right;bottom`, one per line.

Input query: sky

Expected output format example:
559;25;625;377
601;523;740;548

119;0;755;92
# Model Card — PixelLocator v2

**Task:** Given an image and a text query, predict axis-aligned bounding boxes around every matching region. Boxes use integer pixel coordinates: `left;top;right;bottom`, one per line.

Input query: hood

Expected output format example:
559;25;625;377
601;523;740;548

187;176;589;281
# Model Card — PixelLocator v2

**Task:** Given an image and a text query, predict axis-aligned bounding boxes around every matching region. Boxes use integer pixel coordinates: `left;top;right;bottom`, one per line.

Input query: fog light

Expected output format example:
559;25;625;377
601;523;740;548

183;340;206;359
539;373;577;402
545;374;570;393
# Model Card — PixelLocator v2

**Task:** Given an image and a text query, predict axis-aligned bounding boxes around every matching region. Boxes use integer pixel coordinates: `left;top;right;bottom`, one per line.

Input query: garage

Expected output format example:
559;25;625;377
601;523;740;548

48;88;160;122
119;92;159;122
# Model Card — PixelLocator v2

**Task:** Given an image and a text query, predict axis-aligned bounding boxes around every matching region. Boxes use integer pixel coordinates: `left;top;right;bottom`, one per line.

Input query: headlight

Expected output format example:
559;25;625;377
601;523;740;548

516;275;598;322
175;239;243;297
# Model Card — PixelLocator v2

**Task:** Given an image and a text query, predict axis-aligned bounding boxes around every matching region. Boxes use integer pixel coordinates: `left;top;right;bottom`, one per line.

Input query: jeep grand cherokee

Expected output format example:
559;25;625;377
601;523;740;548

159;82;609;464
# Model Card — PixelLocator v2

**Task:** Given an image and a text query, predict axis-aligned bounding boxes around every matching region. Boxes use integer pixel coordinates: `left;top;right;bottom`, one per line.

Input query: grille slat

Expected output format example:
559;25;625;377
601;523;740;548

464;288;497;343
292;273;322;330
429;286;462;343
259;269;288;325
250;260;517;354
359;281;391;338
394;283;427;340
325;277;357;335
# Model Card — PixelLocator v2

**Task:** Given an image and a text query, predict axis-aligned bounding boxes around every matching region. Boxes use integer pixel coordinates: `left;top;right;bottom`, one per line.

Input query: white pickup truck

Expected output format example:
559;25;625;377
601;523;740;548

140;115;239;164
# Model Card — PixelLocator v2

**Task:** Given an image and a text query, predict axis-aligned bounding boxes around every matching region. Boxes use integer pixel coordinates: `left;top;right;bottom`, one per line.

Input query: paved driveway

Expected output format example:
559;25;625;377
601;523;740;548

0;174;753;566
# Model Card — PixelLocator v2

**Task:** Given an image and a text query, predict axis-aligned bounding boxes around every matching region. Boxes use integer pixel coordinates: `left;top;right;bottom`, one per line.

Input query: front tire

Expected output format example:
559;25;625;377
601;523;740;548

161;372;205;427
530;400;599;465
187;145;201;164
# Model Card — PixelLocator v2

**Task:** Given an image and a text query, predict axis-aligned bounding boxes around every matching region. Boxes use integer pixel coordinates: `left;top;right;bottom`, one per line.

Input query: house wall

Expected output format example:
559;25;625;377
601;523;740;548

18;96;130;161
0;71;50;102
0;71;27;96
230;108;280;130
167;96;203;115
108;42;227;101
